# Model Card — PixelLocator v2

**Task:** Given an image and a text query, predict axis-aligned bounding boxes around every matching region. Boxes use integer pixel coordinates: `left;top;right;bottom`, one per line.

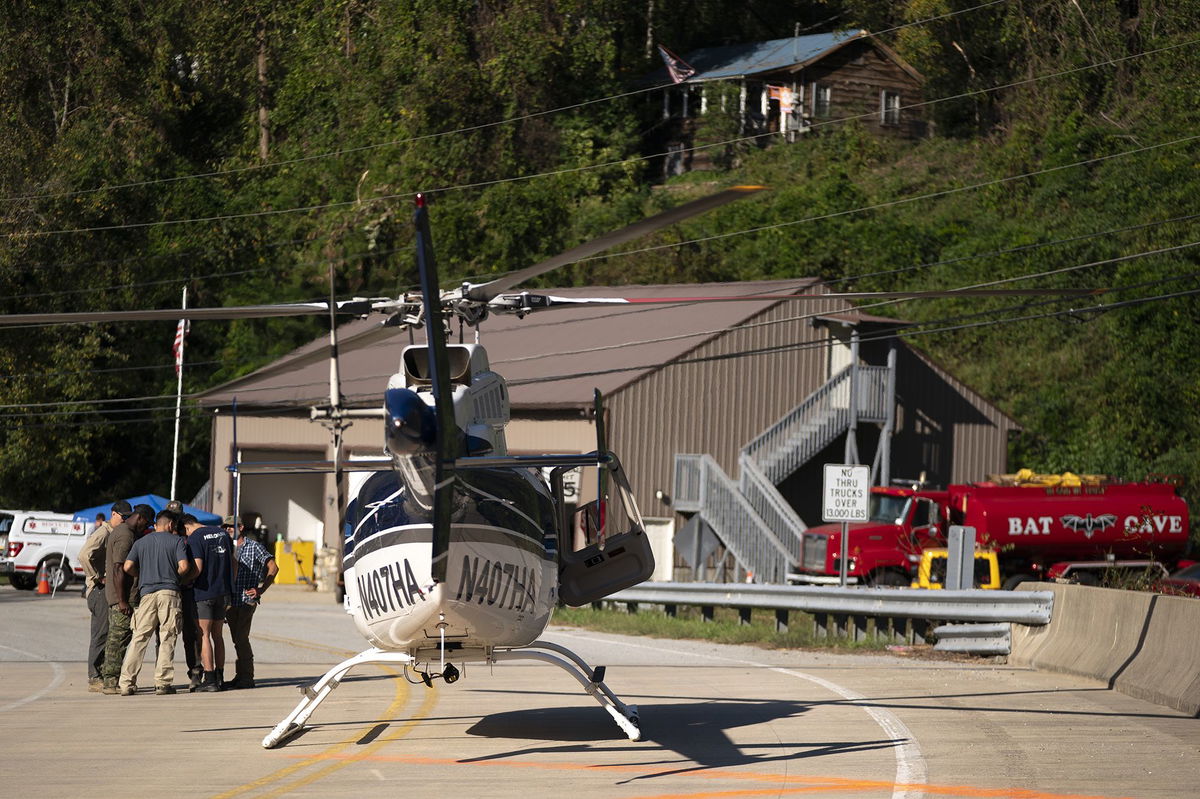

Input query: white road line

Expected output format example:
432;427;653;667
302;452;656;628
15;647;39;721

551;631;927;799
0;644;66;713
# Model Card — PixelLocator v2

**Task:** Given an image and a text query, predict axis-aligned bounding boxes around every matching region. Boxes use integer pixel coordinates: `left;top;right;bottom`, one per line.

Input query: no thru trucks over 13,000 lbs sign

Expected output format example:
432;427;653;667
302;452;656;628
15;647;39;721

822;464;869;523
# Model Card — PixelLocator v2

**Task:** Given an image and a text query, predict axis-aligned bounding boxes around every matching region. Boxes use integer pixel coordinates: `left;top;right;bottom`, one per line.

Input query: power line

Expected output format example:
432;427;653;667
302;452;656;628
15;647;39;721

7;277;1193;428
5;246;1195;421
525;133;1200;271
491;211;1200;346
5;126;1194;304
1;242;416;303
506;281;1200;388
0;0;1013;206
8;132;1188;330
0;360;222;380
7;38;1192;239
501;252;1200;375
0;85;674;206
0;235;311;276
870;0;1007;39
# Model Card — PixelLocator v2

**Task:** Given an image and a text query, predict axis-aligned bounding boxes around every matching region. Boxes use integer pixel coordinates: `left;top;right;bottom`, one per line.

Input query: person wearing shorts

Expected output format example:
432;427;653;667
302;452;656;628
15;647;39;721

186;516;234;691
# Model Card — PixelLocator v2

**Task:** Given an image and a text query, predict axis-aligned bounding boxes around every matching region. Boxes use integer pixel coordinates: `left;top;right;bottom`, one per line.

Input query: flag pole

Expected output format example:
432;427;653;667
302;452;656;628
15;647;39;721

170;287;188;500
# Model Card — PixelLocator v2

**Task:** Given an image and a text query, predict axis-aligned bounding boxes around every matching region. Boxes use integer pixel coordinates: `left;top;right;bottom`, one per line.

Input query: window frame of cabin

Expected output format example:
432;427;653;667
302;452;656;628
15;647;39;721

880;90;901;126
810;82;832;118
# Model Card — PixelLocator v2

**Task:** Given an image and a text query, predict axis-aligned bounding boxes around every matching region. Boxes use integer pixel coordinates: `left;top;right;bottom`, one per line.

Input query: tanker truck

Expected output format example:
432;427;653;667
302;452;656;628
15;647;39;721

790;472;1190;590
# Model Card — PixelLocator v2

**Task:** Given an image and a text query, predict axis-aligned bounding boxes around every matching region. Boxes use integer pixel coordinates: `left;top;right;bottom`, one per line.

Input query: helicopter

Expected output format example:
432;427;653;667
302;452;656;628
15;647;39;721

0;185;1100;748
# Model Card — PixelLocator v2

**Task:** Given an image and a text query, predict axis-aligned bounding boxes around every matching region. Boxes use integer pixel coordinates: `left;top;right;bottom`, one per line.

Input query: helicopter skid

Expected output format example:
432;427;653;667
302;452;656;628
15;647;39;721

262;648;415;749
492;639;641;741
261;639;640;749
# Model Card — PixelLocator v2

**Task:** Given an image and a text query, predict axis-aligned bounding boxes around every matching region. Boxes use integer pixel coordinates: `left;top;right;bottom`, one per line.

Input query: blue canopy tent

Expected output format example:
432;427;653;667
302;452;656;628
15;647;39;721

73;494;221;526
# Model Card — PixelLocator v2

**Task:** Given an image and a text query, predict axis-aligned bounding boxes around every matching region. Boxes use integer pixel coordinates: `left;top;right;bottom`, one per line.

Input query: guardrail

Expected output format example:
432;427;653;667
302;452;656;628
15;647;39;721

603;582;1053;650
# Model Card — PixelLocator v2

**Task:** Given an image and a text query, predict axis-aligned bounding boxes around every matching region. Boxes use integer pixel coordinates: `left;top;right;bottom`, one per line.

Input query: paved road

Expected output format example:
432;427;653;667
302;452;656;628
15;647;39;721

1;585;1196;798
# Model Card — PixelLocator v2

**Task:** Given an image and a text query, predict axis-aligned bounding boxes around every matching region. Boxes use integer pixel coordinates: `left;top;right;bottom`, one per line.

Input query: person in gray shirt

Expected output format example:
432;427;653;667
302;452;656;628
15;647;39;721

100;503;154;694
117;510;197;695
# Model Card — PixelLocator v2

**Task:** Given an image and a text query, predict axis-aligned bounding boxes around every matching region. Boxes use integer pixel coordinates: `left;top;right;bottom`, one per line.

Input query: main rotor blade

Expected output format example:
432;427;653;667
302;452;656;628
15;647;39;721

414;195;458;585
464;185;767;302
485;286;1107;313
0;300;377;327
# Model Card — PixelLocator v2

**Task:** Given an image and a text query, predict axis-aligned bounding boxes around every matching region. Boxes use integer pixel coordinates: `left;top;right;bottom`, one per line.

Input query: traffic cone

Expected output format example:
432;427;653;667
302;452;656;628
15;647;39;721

36;564;51;594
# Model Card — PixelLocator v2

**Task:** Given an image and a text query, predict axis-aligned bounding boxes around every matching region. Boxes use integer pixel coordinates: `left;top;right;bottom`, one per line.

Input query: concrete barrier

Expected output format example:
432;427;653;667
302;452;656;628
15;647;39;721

1010;582;1200;717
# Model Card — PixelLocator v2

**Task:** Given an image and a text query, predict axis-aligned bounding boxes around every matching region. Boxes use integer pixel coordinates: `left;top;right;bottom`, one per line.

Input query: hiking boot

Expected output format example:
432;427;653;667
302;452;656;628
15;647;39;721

155;685;177;695
101;679;120;695
120;685;136;696
224;675;256;690
88;678;103;693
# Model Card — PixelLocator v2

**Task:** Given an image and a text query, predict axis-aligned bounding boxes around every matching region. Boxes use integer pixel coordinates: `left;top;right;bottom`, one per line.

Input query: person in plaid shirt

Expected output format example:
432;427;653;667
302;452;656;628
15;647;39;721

225;517;278;690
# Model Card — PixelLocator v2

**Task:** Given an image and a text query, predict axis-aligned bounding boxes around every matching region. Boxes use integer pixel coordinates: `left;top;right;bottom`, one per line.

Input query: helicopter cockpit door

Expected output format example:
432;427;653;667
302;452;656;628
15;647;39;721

551;390;654;606
552;455;654;606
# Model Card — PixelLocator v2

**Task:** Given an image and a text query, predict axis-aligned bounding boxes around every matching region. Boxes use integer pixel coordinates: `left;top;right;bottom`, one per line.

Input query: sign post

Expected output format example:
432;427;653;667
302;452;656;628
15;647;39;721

822;464;870;587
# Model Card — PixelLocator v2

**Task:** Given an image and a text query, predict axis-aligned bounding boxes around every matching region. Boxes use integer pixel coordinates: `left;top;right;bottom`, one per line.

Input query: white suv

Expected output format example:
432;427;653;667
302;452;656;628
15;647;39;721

0;510;90;591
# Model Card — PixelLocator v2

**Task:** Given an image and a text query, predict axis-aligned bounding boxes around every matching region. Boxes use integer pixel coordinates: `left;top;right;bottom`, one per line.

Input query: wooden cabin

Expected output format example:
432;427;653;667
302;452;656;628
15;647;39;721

649;31;926;176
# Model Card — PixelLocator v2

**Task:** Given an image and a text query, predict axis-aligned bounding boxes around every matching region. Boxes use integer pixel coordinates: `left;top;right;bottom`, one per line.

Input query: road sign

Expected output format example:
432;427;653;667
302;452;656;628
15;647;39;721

822;464;870;523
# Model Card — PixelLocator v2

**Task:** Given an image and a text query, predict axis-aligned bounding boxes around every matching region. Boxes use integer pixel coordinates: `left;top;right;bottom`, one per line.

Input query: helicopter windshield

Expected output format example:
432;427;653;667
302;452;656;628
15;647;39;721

869;494;910;524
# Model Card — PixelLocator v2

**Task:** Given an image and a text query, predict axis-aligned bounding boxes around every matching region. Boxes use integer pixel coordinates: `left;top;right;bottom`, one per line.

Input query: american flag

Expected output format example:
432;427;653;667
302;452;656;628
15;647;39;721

173;318;190;376
656;44;695;84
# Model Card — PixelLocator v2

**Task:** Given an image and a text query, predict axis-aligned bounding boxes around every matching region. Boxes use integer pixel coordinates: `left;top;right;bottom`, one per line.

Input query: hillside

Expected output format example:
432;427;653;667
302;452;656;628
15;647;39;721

0;1;1196;515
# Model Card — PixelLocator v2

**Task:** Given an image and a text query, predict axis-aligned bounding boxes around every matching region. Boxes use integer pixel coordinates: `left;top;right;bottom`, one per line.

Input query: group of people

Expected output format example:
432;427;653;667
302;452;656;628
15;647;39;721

78;500;279;695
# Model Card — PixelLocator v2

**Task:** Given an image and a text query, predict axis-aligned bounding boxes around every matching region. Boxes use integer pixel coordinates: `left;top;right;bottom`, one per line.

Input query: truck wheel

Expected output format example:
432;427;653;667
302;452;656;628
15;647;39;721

1002;574;1034;591
10;574;36;590
868;569;908;587
40;559;72;592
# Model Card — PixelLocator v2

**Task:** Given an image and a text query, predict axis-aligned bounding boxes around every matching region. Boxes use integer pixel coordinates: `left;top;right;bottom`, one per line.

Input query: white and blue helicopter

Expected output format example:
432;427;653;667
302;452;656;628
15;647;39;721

0;185;1096;748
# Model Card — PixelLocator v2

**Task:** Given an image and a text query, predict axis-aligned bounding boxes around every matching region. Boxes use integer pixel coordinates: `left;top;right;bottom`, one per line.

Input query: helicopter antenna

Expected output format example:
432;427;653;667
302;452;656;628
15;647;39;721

414;193;458;584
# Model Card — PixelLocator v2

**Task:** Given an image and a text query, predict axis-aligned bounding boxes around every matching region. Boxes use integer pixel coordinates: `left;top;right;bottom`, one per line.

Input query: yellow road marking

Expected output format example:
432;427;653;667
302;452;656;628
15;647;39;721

211;632;435;799
252;681;440;797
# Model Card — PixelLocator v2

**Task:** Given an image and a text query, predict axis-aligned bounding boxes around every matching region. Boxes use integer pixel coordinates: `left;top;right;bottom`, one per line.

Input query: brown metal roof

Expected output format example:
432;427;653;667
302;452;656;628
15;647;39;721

196;278;845;411
812;310;914;327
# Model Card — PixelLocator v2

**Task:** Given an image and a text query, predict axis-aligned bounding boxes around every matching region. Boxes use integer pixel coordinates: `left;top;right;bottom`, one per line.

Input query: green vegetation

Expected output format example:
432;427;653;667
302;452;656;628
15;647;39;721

553;605;891;651
0;2;1197;516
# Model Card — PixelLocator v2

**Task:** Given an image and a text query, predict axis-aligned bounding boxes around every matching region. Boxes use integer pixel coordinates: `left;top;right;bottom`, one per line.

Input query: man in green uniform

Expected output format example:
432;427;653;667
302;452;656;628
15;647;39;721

100;503;154;694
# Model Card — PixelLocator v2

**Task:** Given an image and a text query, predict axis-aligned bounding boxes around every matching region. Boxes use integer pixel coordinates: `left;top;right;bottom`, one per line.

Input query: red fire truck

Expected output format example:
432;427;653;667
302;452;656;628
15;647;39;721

791;472;1190;589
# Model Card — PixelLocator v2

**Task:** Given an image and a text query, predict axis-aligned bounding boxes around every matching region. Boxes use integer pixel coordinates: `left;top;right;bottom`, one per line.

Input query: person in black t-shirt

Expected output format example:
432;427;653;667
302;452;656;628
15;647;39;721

187;518;234;692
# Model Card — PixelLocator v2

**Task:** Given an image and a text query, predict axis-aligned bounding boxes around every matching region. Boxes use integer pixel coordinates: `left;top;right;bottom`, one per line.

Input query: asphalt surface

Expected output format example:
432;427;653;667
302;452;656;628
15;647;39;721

1;584;1197;799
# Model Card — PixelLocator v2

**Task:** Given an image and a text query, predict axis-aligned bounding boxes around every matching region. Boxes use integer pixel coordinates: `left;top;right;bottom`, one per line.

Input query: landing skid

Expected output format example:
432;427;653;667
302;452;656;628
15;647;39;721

261;639;641;749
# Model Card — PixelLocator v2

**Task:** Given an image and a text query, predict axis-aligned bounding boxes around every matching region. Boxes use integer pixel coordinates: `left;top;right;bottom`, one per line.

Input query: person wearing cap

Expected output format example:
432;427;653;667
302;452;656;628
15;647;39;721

100;503;155;694
117;509;197;695
187;512;235;691
77;499;133;692
225;517;277;690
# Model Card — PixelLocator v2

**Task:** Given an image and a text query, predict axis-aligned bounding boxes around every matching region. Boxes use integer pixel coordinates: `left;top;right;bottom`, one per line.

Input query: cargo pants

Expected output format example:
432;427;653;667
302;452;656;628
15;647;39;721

101;605;134;685
120;589;182;690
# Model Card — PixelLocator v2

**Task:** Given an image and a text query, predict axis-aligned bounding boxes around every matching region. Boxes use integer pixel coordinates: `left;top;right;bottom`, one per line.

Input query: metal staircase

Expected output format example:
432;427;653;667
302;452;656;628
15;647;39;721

674;358;895;582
